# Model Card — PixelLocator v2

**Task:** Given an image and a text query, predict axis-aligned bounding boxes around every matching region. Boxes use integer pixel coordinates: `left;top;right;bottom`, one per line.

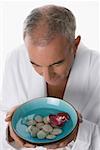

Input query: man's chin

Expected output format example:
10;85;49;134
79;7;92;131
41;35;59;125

46;79;64;86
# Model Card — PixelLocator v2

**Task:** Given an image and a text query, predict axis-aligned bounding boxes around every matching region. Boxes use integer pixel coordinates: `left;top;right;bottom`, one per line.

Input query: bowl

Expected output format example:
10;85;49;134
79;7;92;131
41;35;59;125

11;97;78;145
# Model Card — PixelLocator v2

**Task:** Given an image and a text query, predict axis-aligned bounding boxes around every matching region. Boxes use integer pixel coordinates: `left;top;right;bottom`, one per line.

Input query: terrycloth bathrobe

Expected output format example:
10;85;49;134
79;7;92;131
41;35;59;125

0;42;100;150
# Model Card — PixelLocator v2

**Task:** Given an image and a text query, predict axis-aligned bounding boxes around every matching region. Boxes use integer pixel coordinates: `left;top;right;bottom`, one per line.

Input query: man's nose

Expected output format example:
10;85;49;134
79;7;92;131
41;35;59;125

42;67;52;81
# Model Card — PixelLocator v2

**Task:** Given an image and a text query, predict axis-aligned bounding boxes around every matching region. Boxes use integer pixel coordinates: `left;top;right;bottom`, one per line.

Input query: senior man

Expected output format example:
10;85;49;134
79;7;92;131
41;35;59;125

1;5;100;150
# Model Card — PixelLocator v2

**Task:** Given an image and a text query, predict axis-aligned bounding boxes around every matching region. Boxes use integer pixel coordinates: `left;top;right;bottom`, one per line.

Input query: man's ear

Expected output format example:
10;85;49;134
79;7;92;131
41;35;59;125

74;36;81;53
70;36;81;55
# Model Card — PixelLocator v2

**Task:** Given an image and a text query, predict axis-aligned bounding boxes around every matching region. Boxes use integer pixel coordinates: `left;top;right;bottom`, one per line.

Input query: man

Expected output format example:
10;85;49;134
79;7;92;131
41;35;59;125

1;5;100;150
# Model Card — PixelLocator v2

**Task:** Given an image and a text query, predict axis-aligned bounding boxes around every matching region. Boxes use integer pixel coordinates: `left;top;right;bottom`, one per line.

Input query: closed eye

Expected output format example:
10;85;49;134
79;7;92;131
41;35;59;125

30;59;65;67
51;60;65;67
30;61;41;67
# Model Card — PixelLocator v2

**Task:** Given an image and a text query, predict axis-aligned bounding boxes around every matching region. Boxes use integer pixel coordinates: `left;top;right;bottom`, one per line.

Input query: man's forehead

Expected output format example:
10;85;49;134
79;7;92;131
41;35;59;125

25;33;69;48
25;34;70;67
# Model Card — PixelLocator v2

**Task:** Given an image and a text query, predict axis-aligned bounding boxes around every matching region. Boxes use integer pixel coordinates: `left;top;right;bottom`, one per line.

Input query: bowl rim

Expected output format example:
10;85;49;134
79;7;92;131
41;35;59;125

11;96;79;145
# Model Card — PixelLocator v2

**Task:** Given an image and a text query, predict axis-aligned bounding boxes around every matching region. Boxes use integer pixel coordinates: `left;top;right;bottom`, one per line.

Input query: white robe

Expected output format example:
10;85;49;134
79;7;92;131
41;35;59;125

0;42;100;150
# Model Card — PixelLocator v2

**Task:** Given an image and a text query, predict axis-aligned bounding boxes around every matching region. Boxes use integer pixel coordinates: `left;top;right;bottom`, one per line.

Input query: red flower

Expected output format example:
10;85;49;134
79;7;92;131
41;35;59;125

49;112;70;127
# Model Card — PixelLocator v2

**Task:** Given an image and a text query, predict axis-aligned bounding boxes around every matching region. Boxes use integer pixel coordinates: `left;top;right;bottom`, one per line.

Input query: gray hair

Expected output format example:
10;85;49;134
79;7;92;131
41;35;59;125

23;5;76;44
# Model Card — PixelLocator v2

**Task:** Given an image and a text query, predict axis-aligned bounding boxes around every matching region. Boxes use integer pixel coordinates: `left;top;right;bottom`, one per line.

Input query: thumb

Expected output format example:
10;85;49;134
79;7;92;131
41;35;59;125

5;105;19;122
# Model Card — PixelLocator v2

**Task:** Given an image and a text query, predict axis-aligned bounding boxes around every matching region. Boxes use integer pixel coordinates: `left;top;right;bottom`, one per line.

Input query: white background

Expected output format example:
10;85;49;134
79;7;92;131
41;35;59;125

0;0;100;88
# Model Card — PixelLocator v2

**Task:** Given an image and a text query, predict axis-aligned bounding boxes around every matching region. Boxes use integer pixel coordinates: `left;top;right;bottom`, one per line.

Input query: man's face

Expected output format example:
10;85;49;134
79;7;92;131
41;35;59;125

25;35;78;86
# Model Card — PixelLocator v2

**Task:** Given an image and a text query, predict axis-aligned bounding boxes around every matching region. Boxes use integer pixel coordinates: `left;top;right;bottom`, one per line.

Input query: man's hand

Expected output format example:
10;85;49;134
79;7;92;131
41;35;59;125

5;106;82;149
5;105;36;148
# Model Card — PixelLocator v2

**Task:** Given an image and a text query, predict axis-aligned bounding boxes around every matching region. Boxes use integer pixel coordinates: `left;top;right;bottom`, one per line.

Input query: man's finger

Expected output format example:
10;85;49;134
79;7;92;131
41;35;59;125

59;139;69;148
5;115;12;122
5;105;19;122
47;149;55;150
24;143;36;148
77;112;83;123
44;143;59;149
8;122;25;147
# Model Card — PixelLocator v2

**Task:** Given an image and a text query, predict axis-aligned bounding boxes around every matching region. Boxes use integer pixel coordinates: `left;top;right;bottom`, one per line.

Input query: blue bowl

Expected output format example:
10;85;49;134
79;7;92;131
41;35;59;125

11;97;78;145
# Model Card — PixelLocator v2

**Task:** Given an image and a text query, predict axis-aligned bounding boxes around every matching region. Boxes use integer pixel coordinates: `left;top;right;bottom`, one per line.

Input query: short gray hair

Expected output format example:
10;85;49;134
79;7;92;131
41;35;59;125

23;5;76;44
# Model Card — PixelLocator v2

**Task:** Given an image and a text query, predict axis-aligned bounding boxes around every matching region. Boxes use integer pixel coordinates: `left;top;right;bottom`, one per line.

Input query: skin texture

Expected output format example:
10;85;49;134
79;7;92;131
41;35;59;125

25;34;80;86
5;34;81;149
25;34;80;99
